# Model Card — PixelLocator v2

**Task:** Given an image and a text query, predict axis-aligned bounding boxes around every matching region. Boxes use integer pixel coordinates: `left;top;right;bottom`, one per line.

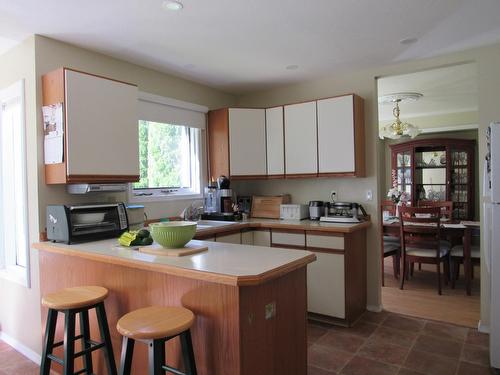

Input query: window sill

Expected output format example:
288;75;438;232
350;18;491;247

128;192;203;203
0;265;30;288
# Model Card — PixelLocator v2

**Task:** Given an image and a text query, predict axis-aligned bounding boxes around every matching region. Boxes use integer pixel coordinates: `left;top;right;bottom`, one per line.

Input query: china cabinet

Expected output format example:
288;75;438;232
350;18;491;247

390;138;475;220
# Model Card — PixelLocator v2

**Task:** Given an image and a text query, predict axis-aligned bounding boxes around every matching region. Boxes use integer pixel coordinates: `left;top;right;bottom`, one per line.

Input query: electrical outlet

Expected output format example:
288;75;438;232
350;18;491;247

330;190;337;202
366;190;373;201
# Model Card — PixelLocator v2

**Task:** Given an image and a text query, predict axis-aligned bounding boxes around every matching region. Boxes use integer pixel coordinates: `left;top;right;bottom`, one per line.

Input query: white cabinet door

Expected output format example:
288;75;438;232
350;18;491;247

229;108;266;176
307;252;345;319
317;95;355;173
284;101;317;175
241;231;254;245
253;230;271;247
265;107;284;176
216;232;241;244
65;70;139;176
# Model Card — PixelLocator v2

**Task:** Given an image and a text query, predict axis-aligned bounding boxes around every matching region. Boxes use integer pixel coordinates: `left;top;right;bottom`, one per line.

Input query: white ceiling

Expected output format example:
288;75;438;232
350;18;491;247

1;0;500;93
377;63;478;122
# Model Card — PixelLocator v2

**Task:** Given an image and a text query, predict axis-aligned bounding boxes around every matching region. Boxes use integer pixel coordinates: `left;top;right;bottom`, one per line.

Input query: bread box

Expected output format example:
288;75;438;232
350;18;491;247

251;195;291;219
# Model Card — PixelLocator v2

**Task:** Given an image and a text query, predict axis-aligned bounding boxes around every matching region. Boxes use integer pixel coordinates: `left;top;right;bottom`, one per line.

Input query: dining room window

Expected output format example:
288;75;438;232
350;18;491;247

0;79;30;287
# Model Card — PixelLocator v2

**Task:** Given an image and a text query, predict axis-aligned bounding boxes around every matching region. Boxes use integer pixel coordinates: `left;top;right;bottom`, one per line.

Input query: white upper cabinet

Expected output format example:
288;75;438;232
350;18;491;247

228;108;267;176
65;70;139;178
265;107;284;176
284;101;318;175
317;95;365;176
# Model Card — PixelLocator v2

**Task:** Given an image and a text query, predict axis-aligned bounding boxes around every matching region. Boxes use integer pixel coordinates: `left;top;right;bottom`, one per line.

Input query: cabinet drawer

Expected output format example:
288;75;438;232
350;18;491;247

306;233;344;250
307;252;345;318
216;232;241;244
271;230;305;247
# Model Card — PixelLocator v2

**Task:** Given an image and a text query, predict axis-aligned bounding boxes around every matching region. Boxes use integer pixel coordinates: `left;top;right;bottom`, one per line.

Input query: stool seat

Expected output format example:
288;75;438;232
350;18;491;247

117;306;194;340
42;286;108;310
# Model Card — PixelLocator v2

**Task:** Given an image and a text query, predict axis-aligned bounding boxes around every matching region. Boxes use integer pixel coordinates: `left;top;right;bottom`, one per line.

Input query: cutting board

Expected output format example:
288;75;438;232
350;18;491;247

251;194;291;219
138;242;208;257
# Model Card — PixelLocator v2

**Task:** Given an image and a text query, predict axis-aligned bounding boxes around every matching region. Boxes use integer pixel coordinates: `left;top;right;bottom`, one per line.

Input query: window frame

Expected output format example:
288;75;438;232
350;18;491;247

128;122;204;203
0;79;30;287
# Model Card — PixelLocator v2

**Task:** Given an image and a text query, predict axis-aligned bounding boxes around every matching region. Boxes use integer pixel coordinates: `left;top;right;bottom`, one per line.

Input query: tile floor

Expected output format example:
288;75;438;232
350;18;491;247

308;311;494;375
0;311;495;375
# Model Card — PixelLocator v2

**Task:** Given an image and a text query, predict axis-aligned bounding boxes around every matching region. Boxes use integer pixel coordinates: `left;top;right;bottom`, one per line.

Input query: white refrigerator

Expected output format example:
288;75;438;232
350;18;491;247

485;122;500;369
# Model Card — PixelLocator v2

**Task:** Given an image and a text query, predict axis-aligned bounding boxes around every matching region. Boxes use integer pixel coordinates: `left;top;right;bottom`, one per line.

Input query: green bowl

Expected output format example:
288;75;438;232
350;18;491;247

149;221;197;248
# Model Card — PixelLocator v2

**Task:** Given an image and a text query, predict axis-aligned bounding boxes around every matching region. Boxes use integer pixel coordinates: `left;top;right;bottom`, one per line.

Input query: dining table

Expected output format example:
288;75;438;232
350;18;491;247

383;218;480;295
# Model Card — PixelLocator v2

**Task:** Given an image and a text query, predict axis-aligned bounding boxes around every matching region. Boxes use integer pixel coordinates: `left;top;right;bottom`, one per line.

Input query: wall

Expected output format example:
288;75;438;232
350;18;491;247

235;43;500;326
34;35;237;230
0;36;42;355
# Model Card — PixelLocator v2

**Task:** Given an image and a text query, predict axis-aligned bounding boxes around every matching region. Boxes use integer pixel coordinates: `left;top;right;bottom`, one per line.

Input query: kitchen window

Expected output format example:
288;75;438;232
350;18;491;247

0;80;30;287
129;93;207;202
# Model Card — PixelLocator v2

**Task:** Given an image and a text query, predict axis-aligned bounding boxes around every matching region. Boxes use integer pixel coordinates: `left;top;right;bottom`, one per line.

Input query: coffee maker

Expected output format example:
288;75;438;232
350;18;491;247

201;176;239;221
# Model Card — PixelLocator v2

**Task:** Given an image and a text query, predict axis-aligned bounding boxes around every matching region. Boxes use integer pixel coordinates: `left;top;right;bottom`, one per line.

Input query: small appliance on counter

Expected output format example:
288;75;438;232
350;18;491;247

309;201;327;220
320;202;368;223
201;175;239;221
47;203;129;244
126;204;146;230
280;204;309;220
237;196;252;214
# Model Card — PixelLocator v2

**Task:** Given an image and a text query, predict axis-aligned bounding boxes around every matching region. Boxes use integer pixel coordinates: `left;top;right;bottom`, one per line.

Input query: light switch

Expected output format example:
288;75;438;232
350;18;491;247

366;190;373;201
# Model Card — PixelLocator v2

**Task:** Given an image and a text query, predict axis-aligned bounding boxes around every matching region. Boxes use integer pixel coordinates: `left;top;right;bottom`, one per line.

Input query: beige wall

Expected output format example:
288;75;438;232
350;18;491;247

235;43;500;326
0;36;42;355
34;35;237;230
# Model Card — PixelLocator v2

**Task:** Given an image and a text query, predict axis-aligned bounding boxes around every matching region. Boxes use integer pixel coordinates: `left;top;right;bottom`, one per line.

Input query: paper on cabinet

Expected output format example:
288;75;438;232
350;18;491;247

43;103;64;164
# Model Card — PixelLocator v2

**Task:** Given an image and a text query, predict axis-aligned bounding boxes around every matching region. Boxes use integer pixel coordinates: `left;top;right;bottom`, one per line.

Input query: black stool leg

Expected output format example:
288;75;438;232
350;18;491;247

180;330;197;375
80;310;94;374
148;339;165;375
63;310;76;375
96;302;118;375
40;308;58;375
119;337;135;375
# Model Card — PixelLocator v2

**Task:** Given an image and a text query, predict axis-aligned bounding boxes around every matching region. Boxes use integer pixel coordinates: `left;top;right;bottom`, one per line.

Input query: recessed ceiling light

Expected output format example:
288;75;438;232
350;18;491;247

286;64;299;70
400;37;418;45
162;1;183;11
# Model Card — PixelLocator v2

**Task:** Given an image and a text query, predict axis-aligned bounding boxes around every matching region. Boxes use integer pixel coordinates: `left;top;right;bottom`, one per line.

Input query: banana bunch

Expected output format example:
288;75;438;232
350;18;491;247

119;229;153;247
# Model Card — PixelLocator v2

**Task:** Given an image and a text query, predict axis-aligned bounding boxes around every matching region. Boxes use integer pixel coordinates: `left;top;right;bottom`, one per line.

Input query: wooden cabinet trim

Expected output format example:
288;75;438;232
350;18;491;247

230;174;268;180
207;108;230;180
305;247;344;254
63;67;137;87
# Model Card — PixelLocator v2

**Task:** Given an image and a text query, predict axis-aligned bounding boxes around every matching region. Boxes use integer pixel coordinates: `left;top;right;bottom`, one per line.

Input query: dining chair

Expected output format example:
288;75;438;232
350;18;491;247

380;200;400;286
417;200;453;219
399;206;451;295
451;227;481;291
415;200;454;272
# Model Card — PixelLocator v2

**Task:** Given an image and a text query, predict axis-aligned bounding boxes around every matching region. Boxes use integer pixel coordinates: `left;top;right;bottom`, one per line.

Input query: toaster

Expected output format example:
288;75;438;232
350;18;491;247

46;203;129;244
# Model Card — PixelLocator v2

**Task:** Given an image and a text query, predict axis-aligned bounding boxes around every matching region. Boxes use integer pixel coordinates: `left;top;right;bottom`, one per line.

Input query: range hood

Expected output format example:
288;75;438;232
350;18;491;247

66;183;128;194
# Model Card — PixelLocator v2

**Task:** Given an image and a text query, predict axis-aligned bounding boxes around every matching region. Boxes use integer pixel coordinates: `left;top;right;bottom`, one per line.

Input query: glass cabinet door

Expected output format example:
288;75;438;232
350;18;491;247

394;151;412;200
450;150;469;219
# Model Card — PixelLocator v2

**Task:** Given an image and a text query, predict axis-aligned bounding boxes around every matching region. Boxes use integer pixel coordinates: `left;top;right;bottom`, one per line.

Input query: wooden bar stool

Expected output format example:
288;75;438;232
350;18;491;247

116;306;197;375
40;286;117;375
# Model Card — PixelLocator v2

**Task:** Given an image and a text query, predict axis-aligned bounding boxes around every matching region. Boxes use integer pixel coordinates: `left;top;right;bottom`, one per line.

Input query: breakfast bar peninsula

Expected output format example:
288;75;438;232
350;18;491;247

33;239;316;375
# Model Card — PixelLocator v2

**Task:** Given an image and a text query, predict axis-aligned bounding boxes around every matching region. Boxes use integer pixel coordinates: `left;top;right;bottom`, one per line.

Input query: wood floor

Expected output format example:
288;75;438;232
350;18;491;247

382;257;480;328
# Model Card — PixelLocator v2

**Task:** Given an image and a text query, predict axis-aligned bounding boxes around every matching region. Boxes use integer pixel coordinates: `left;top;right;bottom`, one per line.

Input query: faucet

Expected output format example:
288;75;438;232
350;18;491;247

180;200;204;221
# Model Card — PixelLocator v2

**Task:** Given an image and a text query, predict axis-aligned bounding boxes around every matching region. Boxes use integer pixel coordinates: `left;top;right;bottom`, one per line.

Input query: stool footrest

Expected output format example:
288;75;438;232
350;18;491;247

74;341;105;358
47;354;64;365
162;364;187;375
52;334;84;348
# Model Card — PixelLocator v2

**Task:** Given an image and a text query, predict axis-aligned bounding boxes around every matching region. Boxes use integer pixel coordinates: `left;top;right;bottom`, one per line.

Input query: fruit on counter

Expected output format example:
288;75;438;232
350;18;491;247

119;230;153;247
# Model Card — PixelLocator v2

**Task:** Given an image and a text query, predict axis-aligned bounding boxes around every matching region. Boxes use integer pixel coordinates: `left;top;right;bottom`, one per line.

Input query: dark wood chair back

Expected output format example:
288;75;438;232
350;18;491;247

417;200;453;219
400;206;442;259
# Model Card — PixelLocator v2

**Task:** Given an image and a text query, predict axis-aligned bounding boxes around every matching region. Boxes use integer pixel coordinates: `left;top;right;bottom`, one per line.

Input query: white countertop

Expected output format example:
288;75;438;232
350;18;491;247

34;238;316;286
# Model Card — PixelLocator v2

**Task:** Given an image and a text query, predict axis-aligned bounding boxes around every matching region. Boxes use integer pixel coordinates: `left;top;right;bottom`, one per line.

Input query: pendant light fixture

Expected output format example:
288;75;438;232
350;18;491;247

379;92;423;139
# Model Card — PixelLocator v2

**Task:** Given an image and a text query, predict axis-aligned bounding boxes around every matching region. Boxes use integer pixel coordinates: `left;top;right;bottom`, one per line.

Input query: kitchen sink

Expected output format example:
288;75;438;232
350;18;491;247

196;220;238;230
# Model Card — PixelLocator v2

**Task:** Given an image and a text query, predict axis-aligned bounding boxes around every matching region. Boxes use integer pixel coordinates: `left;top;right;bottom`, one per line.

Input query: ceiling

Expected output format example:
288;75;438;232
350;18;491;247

377;63;478;122
1;1;500;93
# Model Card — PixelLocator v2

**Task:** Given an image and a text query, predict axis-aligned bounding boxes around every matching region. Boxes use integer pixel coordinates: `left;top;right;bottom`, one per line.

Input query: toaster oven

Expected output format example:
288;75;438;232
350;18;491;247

46;203;129;244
